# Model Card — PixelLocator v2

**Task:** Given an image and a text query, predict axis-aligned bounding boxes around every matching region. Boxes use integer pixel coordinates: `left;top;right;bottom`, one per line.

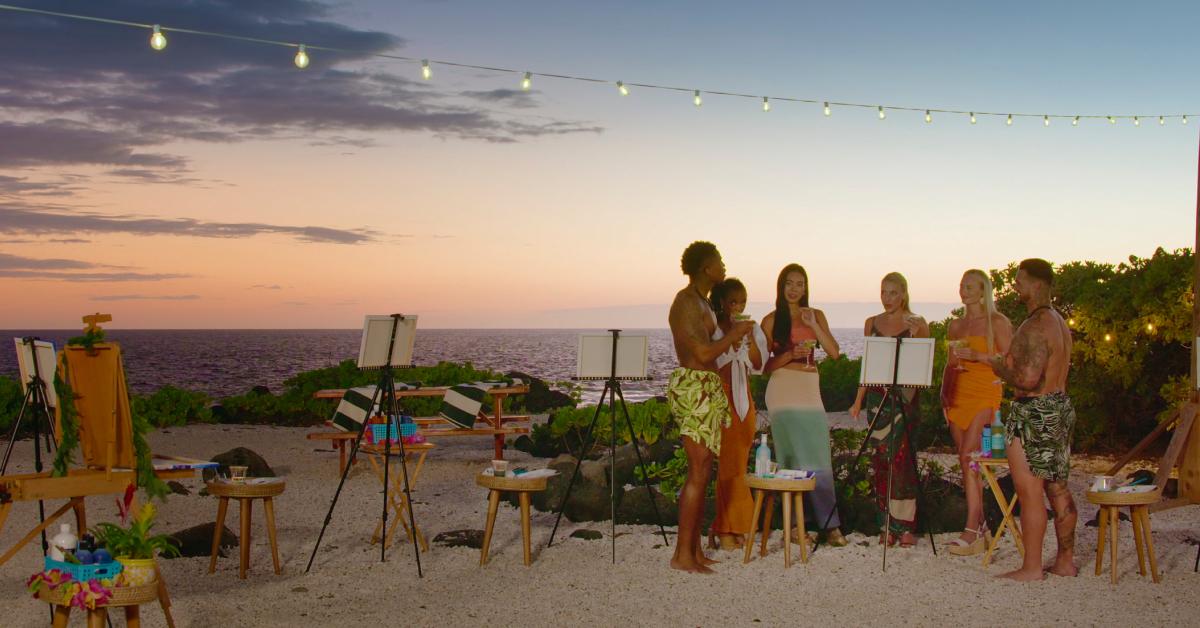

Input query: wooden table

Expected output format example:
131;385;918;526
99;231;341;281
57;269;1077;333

361;442;434;552
206;479;286;579
975;456;1025;567
475;472;549;566
1087;488;1162;584
313;384;530;459
742;474;816;568
39;582;160;628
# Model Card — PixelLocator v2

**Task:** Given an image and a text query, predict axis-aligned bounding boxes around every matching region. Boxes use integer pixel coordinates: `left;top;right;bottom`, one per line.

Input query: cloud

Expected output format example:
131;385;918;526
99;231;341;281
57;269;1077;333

0;120;188;169
89;294;200;301
47;238;92;244
0;269;189;282
459;89;542;109
0;252;112;270
0;174;86;197
0;205;379;244
251;284;283;290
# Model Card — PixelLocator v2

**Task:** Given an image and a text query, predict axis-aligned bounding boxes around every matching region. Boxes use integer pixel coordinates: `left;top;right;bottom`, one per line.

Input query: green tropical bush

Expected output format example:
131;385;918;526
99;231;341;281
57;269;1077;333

131;386;213;427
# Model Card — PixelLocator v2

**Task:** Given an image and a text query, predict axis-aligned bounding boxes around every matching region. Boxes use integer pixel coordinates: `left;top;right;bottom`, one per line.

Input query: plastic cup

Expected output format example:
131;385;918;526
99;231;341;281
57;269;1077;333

229;465;248;484
492;460;508;477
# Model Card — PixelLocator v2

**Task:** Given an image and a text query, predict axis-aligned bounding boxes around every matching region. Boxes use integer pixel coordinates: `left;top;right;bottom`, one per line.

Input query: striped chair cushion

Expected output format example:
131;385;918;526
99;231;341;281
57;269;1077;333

331;383;420;432
439;385;487;429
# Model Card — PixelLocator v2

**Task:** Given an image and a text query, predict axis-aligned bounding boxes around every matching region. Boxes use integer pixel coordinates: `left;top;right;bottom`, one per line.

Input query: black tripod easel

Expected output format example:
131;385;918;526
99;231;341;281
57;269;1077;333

547;329;670;561
306;314;423;577
1;337;59;559
813;336;936;570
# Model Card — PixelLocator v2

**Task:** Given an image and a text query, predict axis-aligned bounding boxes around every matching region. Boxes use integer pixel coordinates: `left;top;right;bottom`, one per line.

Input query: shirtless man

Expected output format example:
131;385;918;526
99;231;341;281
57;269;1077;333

989;258;1078;581
667;241;754;573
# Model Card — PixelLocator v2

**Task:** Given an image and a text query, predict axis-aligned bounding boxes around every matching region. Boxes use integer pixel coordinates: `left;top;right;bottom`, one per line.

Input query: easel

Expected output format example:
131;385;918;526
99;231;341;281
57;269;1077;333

0;314;188;628
546;329;669;561
1;337;59;560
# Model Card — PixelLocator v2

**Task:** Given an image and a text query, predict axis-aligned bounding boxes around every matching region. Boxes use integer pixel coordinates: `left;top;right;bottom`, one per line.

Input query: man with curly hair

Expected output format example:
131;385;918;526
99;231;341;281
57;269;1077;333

666;241;754;573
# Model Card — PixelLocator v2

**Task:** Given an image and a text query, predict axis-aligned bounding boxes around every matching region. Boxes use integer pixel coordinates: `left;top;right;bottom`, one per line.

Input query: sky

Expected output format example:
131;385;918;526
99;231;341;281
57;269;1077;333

0;0;1197;329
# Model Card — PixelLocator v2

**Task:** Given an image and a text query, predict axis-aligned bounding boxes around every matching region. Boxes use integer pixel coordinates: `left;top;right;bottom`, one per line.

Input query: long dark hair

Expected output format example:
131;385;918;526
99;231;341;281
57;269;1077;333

709;278;747;325
773;264;809;348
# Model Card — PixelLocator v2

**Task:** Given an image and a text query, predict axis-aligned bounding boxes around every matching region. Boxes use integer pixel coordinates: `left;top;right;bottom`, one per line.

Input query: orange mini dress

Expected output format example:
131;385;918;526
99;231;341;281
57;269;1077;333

944;335;1002;430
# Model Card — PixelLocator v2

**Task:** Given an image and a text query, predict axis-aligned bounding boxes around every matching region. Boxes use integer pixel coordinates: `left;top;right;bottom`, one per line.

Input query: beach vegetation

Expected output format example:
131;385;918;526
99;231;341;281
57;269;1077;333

131;386;214;427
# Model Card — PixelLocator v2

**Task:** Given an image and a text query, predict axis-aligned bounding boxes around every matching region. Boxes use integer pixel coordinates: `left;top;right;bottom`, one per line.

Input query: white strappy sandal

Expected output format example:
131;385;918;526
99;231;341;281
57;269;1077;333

946;526;990;556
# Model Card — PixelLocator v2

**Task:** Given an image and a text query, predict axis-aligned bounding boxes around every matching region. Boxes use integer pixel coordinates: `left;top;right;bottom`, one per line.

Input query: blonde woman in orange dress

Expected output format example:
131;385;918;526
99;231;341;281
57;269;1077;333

941;269;1013;555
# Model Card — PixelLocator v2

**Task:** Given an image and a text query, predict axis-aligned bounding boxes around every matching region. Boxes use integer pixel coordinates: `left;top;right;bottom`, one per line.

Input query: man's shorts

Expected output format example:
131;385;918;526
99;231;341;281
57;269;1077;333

1004;392;1076;482
667;367;730;454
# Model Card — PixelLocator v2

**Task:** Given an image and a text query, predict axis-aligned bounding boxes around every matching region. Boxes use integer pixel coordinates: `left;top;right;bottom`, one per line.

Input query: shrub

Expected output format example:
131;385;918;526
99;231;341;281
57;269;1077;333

131;386;213;428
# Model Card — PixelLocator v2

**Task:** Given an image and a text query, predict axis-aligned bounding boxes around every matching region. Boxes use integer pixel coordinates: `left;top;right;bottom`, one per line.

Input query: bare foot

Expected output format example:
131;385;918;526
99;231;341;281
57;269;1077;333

996;567;1045;581
696;551;719;566
898;532;916;548
1044;558;1078;577
670;556;716;574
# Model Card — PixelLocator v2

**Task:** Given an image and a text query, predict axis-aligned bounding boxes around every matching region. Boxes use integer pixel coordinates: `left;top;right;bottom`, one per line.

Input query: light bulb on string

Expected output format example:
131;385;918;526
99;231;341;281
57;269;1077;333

1146;323;1155;333
1159;116;1165;126
878;106;886;120
823;102;831;116
1072;116;1079;126
1006;114;1013;126
1184;115;1189;125
1108;116;1115;124
1044;115;1050;127
616;81;628;96
925;110;932;124
149;25;167;51
1067;318;1077;328
693;90;702;107
1134;116;1140;126
521;72;531;91
1104;333;1113;342
293;44;309;69
762;97;771;112
421;59;431;80
969;112;976;124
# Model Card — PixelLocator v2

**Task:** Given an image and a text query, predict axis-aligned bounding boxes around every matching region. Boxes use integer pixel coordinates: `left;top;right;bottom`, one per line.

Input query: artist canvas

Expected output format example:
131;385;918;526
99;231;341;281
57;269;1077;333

859;337;936;388
576;334;649;379
13;338;57;408
357;315;418;368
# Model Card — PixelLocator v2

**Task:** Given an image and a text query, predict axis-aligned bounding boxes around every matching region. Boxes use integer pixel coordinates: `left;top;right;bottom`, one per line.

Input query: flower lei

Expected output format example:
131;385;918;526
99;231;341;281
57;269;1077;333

26;569;114;610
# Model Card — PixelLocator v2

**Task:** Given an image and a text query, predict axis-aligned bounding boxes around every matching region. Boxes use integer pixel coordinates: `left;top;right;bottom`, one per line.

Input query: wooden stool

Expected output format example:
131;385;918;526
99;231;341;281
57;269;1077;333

475;473;549;566
743;474;816;568
206;479;286;579
1087;489;1162;584
976;457;1025;566
39;582;159;628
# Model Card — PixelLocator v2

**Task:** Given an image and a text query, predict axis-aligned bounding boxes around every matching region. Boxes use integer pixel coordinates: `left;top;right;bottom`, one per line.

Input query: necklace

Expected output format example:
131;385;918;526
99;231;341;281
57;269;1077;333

1028;304;1053;318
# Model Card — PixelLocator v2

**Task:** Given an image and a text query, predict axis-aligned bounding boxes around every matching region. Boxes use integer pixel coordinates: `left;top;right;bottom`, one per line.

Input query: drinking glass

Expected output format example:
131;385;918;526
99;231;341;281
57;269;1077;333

947;339;969;371
229;465;248;484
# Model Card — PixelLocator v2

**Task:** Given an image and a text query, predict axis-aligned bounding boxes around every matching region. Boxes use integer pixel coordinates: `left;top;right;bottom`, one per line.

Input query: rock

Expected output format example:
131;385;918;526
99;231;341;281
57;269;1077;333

533;459;620;521
645;439;678;466
433;529;484;549
579;459;609;486
250;385;271;395
506;371;576;412
917;476;967;534
203;447;275;482
163;522;236;558
166;481;190;496
570;529;602;540
615;486;678;526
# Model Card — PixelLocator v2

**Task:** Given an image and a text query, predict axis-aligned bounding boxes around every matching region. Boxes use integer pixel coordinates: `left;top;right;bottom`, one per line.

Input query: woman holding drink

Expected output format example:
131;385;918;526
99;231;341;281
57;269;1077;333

941;269;1012;555
850;272;929;547
762;264;848;547
707;278;769;550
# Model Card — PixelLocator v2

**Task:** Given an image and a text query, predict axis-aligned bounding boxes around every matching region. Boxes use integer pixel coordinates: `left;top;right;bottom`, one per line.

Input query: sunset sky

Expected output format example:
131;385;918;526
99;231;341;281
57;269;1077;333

1;1;1197;329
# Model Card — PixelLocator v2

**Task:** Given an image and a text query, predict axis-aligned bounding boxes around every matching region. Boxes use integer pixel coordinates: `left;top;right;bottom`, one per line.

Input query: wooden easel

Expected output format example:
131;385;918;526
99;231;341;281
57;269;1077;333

0;314;186;627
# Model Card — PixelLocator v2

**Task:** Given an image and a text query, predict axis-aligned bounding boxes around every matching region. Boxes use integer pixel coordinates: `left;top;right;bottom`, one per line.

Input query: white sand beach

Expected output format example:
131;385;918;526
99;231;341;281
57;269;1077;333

2;423;1197;627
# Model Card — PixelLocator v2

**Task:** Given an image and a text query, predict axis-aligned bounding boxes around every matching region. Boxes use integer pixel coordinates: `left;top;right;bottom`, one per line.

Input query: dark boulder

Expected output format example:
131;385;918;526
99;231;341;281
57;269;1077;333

570;529;603;541
163;522;236;559
433;529;484;549
202;447;275;482
507;371;575;412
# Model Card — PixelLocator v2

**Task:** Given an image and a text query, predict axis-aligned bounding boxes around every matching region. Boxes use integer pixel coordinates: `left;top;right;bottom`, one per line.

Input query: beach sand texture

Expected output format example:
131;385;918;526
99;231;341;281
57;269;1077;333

2;424;1197;627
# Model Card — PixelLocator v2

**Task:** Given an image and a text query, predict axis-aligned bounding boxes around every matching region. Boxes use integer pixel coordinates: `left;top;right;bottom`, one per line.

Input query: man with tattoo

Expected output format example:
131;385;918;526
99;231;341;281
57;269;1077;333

667;241;754;573
989;258;1078;580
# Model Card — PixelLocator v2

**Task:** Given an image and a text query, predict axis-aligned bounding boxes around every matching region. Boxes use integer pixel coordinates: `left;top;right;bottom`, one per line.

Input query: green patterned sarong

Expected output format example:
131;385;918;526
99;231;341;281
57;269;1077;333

1004;392;1076;482
667;368;729;454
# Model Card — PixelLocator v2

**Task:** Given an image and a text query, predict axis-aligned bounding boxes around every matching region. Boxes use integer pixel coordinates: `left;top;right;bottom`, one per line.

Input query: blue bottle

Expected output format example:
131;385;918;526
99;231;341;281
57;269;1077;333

981;425;992;458
755;434;771;476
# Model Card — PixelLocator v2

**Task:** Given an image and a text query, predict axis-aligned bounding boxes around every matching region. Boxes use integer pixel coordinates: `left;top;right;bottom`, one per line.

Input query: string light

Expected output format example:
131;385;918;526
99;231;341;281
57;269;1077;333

1104;333;1113;342
149;24;166;51
1146;323;1155;333
1044;115;1050;127
693;90;702;107
925;110;932;123
762;96;771;112
521;71;532;91
0;4;1195;129
1159;116;1165;126
1134;116;1140;126
1067;318;1077;327
293;44;309;69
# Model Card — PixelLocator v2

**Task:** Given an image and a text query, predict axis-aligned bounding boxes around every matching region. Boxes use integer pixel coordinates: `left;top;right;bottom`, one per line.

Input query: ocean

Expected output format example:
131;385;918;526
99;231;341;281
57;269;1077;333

1;329;865;404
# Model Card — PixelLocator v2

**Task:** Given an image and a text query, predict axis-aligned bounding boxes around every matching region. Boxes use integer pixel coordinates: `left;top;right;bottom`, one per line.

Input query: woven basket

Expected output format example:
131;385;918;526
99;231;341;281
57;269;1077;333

37;582;158;607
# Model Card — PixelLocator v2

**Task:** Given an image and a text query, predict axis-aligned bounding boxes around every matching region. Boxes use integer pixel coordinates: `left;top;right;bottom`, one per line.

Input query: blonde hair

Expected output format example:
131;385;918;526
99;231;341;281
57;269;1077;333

882;272;913;315
963;269;998;354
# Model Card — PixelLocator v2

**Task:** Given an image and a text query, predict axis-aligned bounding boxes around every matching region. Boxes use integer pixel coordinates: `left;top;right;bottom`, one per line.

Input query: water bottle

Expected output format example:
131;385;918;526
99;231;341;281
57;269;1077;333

48;523;77;561
981;425;992;458
755;434;771;476
991;410;1006;459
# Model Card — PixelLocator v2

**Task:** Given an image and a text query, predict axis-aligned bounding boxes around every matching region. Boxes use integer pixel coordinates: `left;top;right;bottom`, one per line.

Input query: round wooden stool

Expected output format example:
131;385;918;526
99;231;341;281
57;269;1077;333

475;473;549;566
742;474;817;568
1086;489;1161;584
39;582;159;628
206;479;286;579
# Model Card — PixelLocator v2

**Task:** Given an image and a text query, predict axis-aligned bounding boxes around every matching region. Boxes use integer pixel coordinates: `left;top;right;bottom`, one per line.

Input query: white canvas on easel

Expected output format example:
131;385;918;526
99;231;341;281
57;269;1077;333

859;337;936;388
576;334;649;379
357;315;418;369
13;337;57;408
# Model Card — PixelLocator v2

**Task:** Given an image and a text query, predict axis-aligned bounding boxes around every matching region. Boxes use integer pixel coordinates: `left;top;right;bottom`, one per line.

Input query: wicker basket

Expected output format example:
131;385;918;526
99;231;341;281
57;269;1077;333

37;582;159;607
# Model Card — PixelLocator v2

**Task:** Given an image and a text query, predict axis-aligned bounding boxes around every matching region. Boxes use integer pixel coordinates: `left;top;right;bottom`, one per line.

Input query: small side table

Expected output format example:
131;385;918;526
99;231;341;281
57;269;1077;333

362;442;434;551
39;582;159;628
475;472;549;566
742;474;816;568
206;479;286;579
1087;488;1162;584
975;457;1025;566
